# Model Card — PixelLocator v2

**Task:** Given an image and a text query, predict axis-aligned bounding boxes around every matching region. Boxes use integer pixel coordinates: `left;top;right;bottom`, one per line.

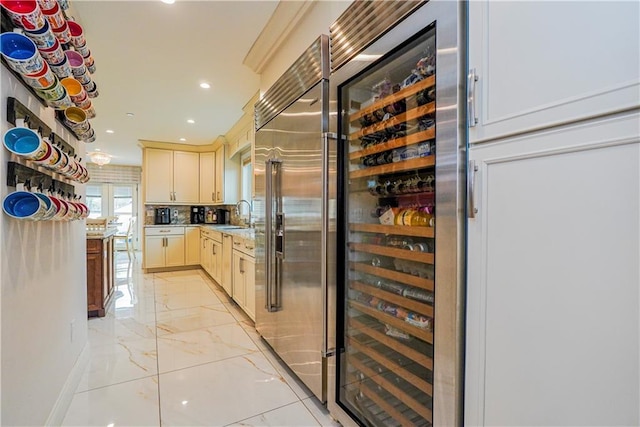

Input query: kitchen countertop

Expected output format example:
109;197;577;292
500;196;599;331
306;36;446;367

86;228;118;239
144;224;255;240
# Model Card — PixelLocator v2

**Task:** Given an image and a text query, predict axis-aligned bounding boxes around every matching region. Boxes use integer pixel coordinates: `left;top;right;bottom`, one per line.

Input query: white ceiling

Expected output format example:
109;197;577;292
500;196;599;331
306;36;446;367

69;0;279;166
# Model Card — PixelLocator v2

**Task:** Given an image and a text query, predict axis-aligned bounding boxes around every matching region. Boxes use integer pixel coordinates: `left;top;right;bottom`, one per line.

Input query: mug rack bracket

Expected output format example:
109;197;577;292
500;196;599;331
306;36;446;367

7;161;76;199
6;97;75;156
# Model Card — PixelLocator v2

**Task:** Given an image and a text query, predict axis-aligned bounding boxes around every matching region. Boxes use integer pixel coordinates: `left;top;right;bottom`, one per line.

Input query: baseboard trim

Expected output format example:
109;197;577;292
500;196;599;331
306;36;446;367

45;343;90;426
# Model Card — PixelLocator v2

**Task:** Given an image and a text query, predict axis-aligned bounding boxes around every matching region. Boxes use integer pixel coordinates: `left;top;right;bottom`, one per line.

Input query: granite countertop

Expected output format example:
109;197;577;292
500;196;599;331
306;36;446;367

86;228;118;239
144;224;255;241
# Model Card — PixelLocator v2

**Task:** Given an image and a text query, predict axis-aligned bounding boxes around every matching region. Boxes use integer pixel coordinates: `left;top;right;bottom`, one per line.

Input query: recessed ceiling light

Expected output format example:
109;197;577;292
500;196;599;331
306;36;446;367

95;148;101;151
187;119;195;124
199;82;210;89
161;0;175;4
179;138;186;141
126;112;134;117
106;129;114;134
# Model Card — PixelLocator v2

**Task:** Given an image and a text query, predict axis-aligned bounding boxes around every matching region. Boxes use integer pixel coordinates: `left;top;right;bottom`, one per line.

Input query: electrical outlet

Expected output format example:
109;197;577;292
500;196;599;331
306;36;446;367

70;319;76;343
173;209;178;218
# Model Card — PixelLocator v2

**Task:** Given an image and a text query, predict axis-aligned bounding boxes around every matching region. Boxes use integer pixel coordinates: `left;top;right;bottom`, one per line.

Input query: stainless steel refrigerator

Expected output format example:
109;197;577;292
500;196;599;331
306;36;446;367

253;35;335;402
327;1;467;426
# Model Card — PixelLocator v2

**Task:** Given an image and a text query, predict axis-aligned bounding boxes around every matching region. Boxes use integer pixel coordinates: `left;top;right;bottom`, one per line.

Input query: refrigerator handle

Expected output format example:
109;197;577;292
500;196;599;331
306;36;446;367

468;160;478;218
265;159;281;312
322;132;337;357
467;68;479;128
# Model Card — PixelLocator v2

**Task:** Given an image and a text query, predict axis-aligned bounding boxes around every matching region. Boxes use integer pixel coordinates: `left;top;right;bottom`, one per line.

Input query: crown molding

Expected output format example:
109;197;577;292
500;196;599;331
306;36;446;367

243;1;317;74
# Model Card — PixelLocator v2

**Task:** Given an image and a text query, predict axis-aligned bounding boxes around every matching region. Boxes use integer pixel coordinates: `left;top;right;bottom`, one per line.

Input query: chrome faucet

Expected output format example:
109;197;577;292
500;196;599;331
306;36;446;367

235;199;252;228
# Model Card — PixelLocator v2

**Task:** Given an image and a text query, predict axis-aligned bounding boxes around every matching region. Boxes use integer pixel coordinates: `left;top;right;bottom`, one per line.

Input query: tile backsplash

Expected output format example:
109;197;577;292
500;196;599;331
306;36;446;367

144;205;240;225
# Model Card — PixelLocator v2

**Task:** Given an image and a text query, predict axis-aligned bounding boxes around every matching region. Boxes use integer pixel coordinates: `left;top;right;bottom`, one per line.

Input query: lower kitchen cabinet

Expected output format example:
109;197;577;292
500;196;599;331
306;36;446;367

221;233;233;296
185;226;201;266
86;235;115;317
144;227;185;269
200;228;223;285
232;236;255;320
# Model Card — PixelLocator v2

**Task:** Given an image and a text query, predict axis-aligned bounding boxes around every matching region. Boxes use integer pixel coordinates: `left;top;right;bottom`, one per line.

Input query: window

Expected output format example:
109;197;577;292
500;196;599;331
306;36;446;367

86;183;139;249
240;150;252;213
86;184;103;218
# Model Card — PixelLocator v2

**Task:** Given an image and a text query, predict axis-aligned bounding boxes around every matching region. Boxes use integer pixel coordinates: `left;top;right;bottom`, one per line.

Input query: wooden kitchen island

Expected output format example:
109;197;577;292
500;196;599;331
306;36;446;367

86;229;116;317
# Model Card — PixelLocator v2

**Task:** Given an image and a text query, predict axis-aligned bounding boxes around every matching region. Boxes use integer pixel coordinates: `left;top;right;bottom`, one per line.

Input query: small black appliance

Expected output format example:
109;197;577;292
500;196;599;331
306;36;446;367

214;208;229;224
154;207;171;224
190;206;205;224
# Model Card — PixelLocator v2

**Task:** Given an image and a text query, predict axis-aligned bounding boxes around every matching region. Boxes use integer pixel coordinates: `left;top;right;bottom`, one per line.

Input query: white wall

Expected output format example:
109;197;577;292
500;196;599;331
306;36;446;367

1;70;88;425
260;0;351;93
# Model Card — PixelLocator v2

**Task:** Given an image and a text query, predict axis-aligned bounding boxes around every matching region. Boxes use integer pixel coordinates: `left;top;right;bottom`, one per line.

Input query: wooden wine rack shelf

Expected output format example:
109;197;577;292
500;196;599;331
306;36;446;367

349;355;433;422
350;223;435;238
350;103;436;141
349;300;433;343
349;128;435;161
349;317;433;371
356;380;416;426
350;155;435;179
349;242;434;264
349;75;436;123
350;281;433;318
351;262;435;291
348;335;433;396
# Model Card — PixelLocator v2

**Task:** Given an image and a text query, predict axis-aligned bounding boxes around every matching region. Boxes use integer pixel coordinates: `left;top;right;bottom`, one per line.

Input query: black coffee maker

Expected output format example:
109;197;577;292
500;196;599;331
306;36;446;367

191;206;205;224
154;207;171;224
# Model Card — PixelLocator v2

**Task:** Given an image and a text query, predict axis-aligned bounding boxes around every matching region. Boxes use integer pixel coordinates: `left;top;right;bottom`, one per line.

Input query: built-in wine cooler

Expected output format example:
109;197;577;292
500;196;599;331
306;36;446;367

329;1;465;425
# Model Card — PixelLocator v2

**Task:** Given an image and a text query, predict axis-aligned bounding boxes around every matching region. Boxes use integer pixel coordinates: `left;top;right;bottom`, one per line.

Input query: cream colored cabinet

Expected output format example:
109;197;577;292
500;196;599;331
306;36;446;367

214;145;224;203
185;226;201;266
467;1;639;144
465;112;640;427
200;228;223;285
144;227;185;269
144;149;173;203
221;233;233;296
173;151;199;203
199;152;216;203
231;236;255;320
144;148;199;203
211;239;222;285
200;232;211;273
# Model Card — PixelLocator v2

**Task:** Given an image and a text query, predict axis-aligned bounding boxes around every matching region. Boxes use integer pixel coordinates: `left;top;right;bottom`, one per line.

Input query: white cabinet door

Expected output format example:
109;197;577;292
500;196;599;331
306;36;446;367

173;151;200;203
244;255;255;321
232;250;245;307
145;149;173;203
468;1;640;143
211;240;223;286
144;236;166;269
185;226;200;266
202;238;213;276
214;145;224;203
222;234;233;296
164;235;185;268
199;152;215;203
465;112;640;427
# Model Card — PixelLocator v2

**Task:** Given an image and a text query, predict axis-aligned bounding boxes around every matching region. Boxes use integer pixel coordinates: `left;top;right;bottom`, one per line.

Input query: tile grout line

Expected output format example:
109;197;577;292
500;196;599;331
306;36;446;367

151;270;163;426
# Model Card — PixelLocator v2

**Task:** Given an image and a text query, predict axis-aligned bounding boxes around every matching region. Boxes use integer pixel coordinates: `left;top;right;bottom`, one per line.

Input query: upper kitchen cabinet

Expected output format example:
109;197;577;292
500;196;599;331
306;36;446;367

144;148;200;204
467;1;640;144
212;142;239;205
199;152;216;204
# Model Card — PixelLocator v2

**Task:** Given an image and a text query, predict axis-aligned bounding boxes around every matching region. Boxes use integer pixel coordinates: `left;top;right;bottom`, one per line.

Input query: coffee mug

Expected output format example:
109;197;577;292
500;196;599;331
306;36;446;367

33;192;57;220
65;50;88;77
60;77;85;103
0;32;44;75
35;76;65;101
51;20;71;44
57;0;68;10
21;59;56;89
74;41;89;58
41;1;65;30
0;0;45;31
3;191;48;220
67;20;85;48
48;195;66;220
37;37;64;64
3;126;49;160
48;55;71;79
46;89;72;110
63;106;89;131
37;0;56;10
24;19;56;49
76;70;91;85
81;102;96;119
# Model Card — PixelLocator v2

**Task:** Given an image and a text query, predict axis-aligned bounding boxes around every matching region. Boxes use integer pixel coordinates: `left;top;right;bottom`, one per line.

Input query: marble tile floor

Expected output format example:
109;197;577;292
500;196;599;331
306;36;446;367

62;252;341;427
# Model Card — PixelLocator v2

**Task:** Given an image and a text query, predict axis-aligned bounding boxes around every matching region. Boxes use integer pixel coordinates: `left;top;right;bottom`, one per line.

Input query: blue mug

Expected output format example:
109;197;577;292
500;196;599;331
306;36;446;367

24;19;56;49
3;191;47;220
0;32;44;75
3;126;49;160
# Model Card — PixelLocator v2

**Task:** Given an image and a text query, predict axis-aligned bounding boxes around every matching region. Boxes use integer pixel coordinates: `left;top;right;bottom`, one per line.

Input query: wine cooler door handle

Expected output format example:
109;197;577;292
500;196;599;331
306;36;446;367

467;68;479;128
468;160;478;218
322;132;337;358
